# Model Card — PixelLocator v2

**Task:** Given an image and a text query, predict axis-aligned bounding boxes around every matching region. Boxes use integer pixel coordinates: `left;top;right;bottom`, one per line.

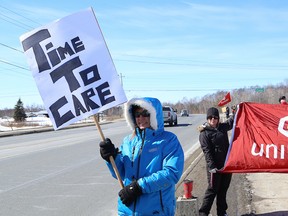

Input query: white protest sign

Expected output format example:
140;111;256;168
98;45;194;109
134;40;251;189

20;8;127;130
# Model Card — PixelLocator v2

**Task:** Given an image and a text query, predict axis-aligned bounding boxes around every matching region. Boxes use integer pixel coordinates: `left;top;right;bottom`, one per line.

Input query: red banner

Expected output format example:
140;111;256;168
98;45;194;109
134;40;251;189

218;92;231;107
222;102;288;173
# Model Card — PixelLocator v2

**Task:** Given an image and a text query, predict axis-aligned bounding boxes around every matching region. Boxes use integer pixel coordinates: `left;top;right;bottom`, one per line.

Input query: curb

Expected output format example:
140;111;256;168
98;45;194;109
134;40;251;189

0;120;115;138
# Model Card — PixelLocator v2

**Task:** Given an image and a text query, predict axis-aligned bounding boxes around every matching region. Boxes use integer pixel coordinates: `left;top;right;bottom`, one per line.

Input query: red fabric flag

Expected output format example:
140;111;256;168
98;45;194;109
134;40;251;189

222;102;288;173
218;92;231;107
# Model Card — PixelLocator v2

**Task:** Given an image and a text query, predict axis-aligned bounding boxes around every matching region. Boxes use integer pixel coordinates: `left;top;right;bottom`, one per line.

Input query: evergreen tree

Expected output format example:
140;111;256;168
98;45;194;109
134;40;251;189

13;98;27;122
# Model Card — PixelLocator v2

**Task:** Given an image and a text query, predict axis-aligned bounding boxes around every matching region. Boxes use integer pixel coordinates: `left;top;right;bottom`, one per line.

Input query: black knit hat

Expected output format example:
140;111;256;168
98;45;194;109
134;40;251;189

279;96;286;103
206;107;219;119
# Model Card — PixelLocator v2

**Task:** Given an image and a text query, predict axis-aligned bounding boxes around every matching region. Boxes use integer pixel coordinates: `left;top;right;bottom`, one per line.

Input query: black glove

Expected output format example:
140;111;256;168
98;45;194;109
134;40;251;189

118;180;142;206
99;138;118;162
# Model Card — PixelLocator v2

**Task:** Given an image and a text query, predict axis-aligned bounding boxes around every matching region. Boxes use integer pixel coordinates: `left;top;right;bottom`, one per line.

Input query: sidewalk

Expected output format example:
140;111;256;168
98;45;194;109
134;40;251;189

177;145;288;215
247;173;288;215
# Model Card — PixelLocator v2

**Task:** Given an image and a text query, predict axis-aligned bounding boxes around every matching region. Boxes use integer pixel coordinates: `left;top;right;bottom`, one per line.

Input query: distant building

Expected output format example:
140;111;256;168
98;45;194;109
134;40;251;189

35;110;49;118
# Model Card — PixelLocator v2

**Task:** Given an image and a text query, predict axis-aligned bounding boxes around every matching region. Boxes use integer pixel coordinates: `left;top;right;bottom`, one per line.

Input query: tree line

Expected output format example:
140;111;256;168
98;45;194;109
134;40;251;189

0;99;45;122
0;80;287;121
163;81;288;114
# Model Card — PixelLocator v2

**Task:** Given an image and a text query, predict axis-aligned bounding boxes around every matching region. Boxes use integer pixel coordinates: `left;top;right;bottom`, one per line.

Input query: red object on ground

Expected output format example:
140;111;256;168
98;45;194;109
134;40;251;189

183;179;193;198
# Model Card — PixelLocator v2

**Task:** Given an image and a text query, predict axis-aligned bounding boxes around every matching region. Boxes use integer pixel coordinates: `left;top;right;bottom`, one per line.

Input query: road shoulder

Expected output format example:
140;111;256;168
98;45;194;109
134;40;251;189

176;144;254;215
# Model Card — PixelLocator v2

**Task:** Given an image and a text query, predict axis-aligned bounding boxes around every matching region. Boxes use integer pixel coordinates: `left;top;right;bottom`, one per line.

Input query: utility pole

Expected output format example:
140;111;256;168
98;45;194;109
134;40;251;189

118;73;125;118
119;73;125;87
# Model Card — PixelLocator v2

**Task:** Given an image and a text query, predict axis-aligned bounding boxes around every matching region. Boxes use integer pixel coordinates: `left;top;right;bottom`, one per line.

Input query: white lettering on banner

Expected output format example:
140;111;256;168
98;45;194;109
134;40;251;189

251;116;288;160
278;116;288;138
251;143;286;159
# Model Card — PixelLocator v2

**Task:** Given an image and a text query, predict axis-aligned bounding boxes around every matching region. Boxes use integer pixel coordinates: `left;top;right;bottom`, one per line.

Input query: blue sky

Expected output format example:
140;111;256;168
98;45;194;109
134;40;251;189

0;0;287;109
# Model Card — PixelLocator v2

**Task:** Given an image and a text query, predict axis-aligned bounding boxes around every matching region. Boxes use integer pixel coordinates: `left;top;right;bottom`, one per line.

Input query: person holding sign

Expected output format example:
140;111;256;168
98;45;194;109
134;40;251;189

198;107;235;216
99;97;184;216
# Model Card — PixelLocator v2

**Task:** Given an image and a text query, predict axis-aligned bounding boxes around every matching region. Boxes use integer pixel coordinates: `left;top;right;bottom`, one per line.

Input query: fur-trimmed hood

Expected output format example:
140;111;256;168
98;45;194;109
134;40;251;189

124;97;164;131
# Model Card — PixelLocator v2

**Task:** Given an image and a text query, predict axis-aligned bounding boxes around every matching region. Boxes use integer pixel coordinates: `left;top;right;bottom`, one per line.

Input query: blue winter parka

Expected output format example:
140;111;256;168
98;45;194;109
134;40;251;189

105;97;184;216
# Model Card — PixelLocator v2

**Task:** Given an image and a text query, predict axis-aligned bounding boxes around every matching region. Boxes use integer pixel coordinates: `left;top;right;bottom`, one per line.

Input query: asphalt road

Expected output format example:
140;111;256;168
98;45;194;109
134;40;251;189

0;114;204;216
0;124;121;216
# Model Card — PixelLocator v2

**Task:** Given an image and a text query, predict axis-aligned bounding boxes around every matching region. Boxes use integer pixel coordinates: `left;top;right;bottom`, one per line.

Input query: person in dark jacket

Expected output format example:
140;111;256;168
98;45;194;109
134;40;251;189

99;97;184;216
198;107;234;216
225;106;230;119
279;96;287;105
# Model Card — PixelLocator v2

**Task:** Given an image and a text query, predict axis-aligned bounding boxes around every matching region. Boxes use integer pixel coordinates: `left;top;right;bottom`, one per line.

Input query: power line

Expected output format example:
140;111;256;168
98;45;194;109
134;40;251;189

0;4;42;26
0;59;29;71
0;67;32;79
125;89;229;92
0;43;23;53
114;58;288;70
0;14;31;30
0;12;34;30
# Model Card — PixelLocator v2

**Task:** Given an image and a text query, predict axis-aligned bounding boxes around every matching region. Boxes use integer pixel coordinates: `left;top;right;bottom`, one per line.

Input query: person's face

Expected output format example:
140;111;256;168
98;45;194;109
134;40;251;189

134;107;151;129
207;115;219;128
